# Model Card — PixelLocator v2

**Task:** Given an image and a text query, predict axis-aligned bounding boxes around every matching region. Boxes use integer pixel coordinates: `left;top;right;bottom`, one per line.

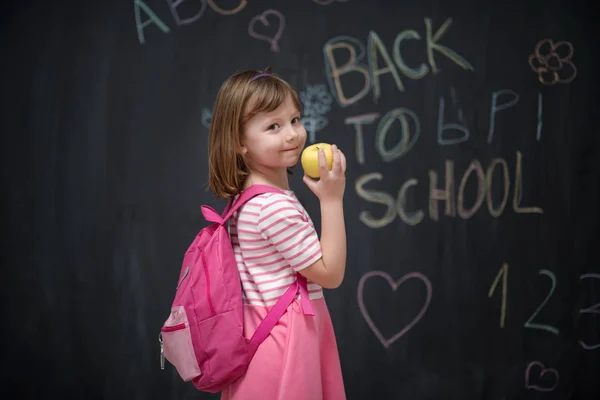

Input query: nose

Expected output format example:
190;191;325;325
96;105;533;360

285;124;298;142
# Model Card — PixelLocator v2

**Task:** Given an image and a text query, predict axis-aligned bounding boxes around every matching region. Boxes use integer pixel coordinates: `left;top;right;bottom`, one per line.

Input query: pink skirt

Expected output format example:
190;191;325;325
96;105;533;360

220;298;346;400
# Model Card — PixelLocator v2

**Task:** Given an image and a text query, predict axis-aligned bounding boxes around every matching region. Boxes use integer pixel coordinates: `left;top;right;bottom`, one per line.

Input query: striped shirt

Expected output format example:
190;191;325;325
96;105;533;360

229;190;324;307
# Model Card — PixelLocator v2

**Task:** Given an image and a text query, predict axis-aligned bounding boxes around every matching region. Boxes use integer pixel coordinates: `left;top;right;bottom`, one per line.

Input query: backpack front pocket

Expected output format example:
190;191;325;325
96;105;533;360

160;306;201;381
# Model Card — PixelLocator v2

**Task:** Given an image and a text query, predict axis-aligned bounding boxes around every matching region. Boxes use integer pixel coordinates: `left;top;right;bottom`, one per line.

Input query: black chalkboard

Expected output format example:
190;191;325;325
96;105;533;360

2;0;599;399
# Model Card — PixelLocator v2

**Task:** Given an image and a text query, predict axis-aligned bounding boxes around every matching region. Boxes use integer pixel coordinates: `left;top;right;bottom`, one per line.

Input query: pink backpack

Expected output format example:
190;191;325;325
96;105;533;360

159;185;314;392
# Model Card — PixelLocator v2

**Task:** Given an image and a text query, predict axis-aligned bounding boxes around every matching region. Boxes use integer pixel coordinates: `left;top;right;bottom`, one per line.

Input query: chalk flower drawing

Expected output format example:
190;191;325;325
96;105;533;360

300;84;333;143
528;39;577;85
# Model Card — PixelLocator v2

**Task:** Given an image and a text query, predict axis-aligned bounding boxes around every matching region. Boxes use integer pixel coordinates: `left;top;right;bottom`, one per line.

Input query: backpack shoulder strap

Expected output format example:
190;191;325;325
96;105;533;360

246;275;314;358
221;185;284;222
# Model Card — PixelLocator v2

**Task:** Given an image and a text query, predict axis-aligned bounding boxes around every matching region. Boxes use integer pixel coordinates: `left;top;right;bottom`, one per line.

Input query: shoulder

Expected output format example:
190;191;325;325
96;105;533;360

246;192;301;211
250;192;309;225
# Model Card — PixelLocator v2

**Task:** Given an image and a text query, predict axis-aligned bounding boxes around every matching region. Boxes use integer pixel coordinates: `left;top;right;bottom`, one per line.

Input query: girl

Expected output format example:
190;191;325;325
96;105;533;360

207;69;347;400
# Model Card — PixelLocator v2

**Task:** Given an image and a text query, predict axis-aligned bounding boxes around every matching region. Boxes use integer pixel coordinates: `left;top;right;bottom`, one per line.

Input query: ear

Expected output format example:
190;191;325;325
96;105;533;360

238;144;248;156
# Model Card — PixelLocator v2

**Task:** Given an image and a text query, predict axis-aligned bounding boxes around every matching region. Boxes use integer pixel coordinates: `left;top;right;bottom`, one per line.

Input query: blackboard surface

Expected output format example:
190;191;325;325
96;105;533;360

2;0;599;399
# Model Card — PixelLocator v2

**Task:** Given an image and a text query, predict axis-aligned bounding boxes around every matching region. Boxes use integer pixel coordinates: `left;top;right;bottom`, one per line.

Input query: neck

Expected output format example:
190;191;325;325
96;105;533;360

243;168;291;191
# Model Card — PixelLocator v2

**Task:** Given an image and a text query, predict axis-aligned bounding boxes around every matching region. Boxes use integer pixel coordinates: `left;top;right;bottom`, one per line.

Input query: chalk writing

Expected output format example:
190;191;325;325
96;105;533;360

524;269;559;335
513;151;543;214
525;361;559;392
393;30;429;80
355;151;541;228
376;108;420;162
347;90;540;165
578;273;600;350
323;18;474;107
429;160;455;220
486;158;510;217
358;271;432;349
313;0;348;5
487;90;519;144
248;10;285;52
438;87;469;145
345;113;379;165
488;262;508;328
397;178;423;226
134;0;249;44
457;160;485;219
368;31;405;102
300;84;333;143
345;108;420;165
355;173;397;229
424;18;474;74
207;0;246;15
167;0;207;26
201;108;212;129
323;36;370;107
528;39;577;85
134;0;171;45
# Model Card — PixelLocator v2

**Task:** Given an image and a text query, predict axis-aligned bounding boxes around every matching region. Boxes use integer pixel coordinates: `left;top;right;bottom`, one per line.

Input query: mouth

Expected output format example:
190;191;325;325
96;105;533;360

283;146;299;152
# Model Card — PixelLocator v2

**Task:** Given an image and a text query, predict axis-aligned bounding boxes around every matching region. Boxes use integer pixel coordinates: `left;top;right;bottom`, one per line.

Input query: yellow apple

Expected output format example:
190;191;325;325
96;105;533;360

301;143;334;178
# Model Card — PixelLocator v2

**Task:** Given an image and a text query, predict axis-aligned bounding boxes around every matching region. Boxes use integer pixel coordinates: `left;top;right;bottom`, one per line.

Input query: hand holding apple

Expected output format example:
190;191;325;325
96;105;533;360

302;143;347;203
301;143;334;179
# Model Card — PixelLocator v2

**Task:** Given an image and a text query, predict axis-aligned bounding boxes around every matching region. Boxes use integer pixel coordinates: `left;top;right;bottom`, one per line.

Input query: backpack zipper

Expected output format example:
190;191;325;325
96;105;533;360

201;251;216;316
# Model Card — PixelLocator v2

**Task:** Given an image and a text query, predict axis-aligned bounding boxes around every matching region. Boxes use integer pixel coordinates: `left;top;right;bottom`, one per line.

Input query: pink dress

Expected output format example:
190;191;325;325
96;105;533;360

220;190;346;400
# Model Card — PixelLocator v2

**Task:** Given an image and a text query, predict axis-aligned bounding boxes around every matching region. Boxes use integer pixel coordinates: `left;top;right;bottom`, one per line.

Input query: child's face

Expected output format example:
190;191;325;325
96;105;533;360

241;94;306;173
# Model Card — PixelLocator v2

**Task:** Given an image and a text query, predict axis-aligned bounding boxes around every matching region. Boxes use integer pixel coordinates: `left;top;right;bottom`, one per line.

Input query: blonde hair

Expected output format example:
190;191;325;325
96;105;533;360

207;69;301;199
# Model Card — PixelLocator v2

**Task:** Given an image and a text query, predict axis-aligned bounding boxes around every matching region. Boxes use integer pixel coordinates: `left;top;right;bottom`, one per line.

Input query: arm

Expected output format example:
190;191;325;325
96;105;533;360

299;144;347;289
298;199;346;288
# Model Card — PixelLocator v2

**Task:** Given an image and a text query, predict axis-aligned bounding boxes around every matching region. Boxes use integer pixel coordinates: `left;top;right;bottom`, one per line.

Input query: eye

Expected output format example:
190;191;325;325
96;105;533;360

291;117;301;124
267;123;280;130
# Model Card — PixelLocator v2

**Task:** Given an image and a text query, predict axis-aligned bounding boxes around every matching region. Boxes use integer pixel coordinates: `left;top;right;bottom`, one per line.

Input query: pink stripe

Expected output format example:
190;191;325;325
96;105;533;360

291;247;321;270
261;198;300;212
255;272;295;286
251;264;289;277
285;237;320;262
238;210;259;217
273;224;309;247
236;218;256;225
261;221;300;242
236;228;261;235
237;236;265;243
278;227;313;253
259;206;298;223
240;242;272;252
260;214;303;234
261;281;295;294
242;296;267;306
245;256;285;268
261;288;303;302
242;288;262;293
243;249;279;261
247;198;273;208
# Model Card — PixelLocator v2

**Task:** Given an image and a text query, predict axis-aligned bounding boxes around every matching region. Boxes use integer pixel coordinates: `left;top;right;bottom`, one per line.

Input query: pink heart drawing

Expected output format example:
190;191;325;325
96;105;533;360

248;10;285;52
525;361;559;392
313;0;349;5
358;271;432;349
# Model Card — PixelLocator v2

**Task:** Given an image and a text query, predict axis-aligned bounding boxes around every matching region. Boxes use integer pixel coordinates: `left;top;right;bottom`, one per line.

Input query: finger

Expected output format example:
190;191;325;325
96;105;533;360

302;174;318;194
318;148;329;178
339;149;347;173
331;144;342;174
